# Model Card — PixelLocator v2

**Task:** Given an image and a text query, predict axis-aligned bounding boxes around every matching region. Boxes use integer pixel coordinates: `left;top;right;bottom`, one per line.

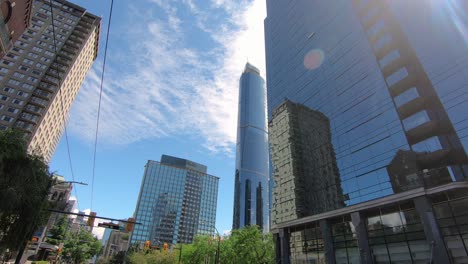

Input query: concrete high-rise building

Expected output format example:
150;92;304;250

130;155;219;246
0;0;100;162
0;0;33;56
265;0;468;263
232;63;270;232
269;100;345;226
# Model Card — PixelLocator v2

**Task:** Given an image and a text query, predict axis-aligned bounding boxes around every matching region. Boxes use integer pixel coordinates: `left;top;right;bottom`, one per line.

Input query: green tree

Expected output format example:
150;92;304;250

46;216;69;246
227;225;274;264
181;226;275;264
127;249;176;264
0;129;51;260
180;235;217;264
62;230;102;264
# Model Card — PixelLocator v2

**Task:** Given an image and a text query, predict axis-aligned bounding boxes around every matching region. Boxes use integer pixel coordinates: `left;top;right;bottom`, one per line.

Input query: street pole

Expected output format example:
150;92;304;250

178;244;182;264
216;235;220;264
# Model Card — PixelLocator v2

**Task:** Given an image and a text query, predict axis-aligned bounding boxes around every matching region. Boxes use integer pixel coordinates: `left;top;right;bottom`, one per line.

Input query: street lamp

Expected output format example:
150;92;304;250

52;181;88;186
200;221;220;264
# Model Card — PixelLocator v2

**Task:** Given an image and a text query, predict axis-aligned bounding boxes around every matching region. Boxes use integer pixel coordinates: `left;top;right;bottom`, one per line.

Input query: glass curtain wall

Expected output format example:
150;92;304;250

331;215;360;264
289;223;326;264
431;189;468;263
365;202;430;263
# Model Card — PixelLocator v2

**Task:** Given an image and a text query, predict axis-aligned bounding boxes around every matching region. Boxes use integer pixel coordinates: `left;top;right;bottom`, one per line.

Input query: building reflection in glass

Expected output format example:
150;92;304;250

365;202;430;263
269;100;345;225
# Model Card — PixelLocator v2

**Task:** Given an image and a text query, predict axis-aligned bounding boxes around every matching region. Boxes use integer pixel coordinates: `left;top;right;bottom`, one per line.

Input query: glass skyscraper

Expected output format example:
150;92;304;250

130;155;219;246
232;63;270;232
265;0;468;263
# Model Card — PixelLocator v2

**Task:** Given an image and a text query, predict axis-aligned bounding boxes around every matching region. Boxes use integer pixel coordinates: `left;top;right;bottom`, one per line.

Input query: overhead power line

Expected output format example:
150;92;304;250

47;0;80;210
91;0;115;211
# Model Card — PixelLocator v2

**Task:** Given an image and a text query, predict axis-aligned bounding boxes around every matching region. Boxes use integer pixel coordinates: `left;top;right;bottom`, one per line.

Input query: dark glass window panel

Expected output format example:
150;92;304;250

450;198;468;217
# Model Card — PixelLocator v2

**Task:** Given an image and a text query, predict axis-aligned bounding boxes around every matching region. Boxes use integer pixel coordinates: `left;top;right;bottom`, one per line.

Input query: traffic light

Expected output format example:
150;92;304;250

145;240;150;249
163;243;168;251
87;212;96;227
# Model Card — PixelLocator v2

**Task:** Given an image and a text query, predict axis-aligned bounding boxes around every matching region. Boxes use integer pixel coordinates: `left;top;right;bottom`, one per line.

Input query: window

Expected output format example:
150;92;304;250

13;72;25;78
24;59;34;65
403;110;430;131
379;50;400;68
386;68;408;86
8;79;20;86
32;47;43;52
32;70;41;75
3;87;14;93
0;67;8;73
27;76;38;83
394;87;419;107
21;35;31;41
28;52;39;59
36;63;47;69
412;137;443;152
37;41;47;47
19;65;29;71
1;116;13;122
2;60;12;65
12;99;23;105
12;47;24;54
374;34;392;51
7;107;18;114
367;20;385;37
6;54;18;60
17;91;28;97
36;13;48;19
0;95;8;101
22;83;34;90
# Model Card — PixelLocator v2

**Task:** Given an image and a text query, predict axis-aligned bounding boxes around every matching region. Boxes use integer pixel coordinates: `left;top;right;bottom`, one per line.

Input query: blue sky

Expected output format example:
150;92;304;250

49;0;266;238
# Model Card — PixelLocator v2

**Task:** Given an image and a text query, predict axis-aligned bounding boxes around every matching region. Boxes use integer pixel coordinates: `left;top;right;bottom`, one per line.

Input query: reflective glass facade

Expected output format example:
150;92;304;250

233;63;270;232
130;155;219;246
265;0;468;263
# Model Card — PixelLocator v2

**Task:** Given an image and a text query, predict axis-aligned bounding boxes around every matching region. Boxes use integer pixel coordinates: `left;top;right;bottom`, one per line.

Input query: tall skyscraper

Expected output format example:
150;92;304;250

269;100;345;225
130;155;219;246
0;0;100;162
232;63;270;232
265;0;468;263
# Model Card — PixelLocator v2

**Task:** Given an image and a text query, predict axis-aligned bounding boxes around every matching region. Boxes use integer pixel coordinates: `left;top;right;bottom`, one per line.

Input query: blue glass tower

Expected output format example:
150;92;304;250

265;0;468;263
232;63;270;232
130;155;219;246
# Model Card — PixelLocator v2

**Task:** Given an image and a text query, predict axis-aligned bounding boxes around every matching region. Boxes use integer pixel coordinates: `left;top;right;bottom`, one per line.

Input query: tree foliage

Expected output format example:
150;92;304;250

128;249;176;264
62;230;102;264
0;129;51;253
46;216;69;246
222;225;274;264
128;225;274;264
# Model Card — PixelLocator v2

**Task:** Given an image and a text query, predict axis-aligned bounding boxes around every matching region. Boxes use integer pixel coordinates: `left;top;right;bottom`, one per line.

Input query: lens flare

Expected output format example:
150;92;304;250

303;49;325;70
445;0;468;46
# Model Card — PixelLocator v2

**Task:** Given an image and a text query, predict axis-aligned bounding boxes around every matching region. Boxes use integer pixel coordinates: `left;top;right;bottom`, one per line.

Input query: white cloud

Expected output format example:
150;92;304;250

68;0;266;155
